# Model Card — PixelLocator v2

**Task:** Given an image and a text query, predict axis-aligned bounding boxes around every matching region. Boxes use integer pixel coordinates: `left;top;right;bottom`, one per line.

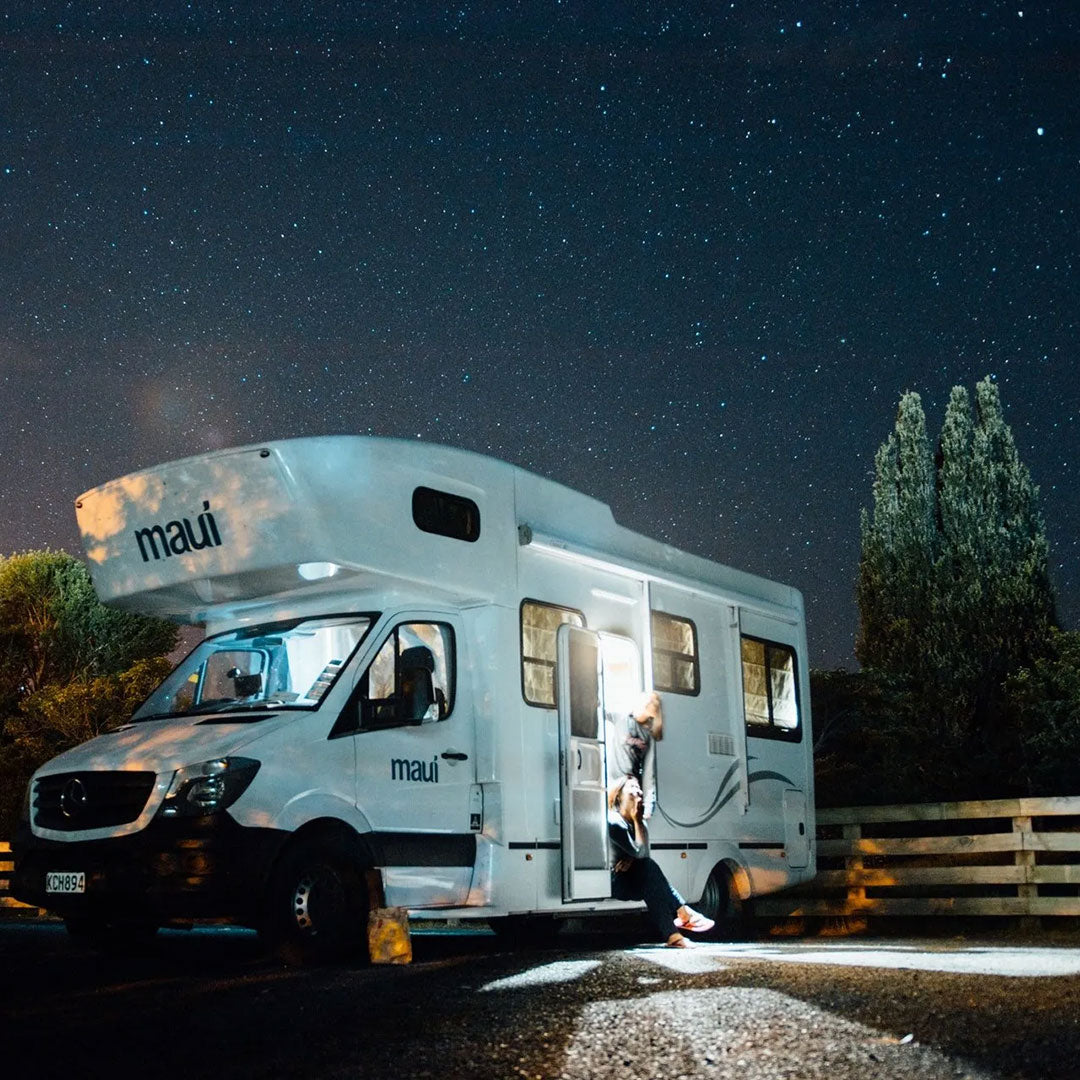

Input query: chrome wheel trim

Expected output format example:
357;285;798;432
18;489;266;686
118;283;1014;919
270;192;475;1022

292;871;319;933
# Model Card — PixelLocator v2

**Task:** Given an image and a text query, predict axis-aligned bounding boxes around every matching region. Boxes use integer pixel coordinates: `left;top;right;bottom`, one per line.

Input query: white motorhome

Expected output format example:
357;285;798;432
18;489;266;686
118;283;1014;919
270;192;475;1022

14;436;815;956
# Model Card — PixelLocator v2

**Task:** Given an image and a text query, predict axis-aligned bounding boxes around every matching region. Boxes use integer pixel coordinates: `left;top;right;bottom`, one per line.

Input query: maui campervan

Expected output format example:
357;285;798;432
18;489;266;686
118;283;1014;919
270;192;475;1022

14;437;814;957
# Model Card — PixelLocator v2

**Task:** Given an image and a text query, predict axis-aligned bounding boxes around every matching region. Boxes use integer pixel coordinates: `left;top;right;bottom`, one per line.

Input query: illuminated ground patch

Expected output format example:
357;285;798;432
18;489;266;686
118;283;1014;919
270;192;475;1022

700;941;1080;978
559;987;993;1080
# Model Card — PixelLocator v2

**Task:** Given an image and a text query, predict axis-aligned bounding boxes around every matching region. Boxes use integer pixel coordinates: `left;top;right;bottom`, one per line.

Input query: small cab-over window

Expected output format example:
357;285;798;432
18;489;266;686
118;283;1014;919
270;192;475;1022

741;636;801;742
412;486;480;542
651;611;700;695
520;600;585;708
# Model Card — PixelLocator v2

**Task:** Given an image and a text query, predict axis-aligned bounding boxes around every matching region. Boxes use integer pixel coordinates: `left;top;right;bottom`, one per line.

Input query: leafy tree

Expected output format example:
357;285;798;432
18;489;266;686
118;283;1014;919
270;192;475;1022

811;668;932;806
1004;629;1080;796
0;551;177;704
0;551;179;835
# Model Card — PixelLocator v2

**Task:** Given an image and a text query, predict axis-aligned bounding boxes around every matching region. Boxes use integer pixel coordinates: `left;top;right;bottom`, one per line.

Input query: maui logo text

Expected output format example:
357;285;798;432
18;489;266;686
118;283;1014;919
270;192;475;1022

134;501;223;562
391;756;440;783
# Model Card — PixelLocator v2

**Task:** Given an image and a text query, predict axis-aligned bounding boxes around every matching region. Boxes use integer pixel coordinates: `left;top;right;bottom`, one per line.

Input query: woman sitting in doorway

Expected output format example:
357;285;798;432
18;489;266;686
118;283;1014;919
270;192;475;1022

608;773;714;947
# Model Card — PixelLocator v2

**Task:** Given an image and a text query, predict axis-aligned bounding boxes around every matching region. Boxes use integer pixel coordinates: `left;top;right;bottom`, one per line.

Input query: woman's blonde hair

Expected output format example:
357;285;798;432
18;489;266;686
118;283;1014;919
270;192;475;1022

608;774;637;811
634;690;664;741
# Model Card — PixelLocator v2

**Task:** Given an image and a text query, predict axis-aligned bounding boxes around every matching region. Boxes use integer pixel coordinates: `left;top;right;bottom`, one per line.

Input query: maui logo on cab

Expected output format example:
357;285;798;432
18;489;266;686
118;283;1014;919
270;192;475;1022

391;756;440;783
133;501;223;562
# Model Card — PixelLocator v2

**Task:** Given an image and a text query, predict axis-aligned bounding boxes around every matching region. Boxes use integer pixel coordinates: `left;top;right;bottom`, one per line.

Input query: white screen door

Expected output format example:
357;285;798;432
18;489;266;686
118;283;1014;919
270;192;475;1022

556;624;611;901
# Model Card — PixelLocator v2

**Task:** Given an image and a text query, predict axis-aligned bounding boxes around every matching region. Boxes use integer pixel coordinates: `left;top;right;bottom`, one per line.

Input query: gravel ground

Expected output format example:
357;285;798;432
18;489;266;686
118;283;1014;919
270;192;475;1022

1;922;1078;1079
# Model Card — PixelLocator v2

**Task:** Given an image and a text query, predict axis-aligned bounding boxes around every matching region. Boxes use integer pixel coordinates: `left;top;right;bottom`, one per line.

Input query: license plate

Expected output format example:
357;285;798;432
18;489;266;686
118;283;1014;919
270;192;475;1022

46;871;86;894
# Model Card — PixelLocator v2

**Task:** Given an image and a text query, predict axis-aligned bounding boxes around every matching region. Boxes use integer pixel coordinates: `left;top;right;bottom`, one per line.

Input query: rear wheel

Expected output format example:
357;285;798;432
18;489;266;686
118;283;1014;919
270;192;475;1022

696;864;744;940
262;843;368;966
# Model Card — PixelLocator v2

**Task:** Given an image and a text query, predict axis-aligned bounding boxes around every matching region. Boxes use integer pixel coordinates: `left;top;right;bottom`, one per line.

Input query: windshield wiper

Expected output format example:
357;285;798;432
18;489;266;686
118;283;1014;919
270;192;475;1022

134;698;300;723
142;698;268;719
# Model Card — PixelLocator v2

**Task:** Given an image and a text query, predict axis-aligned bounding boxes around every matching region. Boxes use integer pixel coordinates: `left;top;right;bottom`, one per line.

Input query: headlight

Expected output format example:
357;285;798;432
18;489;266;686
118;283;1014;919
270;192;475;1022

159;757;260;818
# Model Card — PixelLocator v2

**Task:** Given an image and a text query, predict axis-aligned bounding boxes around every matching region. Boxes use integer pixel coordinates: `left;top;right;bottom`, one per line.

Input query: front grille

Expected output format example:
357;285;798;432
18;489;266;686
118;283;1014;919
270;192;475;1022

34;771;156;832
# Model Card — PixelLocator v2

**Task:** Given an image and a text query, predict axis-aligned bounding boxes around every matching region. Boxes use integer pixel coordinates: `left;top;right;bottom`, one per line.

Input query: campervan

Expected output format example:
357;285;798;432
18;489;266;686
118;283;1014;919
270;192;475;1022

14;437;815;956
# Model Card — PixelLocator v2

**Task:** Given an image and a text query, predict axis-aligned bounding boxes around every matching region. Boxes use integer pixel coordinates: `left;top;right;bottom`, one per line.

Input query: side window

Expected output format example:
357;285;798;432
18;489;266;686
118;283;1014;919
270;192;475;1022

651;611;700;695
741;636;801;742
520;600;585;708
361;622;455;729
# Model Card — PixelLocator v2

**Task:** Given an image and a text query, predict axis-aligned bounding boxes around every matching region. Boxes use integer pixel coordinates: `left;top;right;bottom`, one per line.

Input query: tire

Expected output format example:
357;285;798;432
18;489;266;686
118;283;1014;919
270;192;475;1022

262;843;368;966
696;864;744;941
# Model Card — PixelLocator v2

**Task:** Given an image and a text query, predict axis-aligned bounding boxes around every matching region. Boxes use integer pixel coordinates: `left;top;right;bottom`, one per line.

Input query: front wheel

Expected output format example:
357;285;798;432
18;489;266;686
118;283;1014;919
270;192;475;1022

261;844;368;966
696;864;744;941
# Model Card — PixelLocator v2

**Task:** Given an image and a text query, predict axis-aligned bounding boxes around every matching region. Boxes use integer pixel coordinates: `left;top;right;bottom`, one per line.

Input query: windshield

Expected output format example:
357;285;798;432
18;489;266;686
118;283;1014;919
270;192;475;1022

133;614;375;721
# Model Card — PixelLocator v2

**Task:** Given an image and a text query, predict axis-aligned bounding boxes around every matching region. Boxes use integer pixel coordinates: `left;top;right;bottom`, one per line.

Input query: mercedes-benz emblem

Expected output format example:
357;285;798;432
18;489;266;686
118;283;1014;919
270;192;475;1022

60;777;88;819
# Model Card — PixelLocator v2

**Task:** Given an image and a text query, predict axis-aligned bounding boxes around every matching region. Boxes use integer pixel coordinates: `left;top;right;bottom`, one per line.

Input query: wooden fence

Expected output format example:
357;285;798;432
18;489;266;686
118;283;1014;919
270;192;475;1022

752;796;1080;919
0;841;34;913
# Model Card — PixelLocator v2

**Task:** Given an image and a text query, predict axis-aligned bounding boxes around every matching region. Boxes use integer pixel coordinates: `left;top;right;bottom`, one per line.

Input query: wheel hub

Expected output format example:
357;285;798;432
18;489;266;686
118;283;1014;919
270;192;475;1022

292;872;318;932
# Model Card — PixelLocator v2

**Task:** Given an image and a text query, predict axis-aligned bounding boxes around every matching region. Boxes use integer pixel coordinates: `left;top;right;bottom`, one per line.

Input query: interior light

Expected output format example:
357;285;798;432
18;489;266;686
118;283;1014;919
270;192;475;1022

298;561;339;581
590;587;638;605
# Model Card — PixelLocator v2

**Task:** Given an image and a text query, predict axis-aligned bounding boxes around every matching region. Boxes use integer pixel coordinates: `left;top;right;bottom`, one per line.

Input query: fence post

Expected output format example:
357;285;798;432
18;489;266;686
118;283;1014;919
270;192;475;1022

844;822;864;913
1013;814;1037;922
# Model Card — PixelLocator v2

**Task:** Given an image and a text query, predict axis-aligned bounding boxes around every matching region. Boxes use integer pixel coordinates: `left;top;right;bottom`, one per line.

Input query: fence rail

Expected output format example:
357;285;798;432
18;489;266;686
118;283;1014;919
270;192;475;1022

752;795;1080;920
0;841;36;912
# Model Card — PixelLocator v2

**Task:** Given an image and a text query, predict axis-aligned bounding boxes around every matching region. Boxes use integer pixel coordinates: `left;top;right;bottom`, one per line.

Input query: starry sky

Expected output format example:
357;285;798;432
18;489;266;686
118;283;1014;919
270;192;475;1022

1;2;1077;669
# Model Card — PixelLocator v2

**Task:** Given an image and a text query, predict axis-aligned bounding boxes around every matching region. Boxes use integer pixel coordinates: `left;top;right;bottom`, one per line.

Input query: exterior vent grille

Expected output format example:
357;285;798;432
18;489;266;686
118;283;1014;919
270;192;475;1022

708;733;735;757
34;771;156;832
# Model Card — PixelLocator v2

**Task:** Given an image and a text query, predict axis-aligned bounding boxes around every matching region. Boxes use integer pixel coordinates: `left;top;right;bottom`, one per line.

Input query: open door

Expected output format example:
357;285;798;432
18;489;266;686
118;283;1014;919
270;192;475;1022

556;624;611;901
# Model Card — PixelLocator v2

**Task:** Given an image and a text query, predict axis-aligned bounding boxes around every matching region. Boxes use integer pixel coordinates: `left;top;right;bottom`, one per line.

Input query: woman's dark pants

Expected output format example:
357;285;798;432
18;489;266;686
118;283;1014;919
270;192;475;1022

611;857;684;940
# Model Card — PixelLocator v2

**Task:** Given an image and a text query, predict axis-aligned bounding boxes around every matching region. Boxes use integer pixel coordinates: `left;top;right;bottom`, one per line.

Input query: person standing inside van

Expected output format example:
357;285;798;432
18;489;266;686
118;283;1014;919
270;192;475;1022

608;774;713;947
608;691;663;819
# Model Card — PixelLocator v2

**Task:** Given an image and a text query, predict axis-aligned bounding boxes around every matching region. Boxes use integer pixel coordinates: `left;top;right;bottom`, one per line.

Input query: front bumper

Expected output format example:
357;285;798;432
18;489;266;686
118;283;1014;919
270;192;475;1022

12;815;288;926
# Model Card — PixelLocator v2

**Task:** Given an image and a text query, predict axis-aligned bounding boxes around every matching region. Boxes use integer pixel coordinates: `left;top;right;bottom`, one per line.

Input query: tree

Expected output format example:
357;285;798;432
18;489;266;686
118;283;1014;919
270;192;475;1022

856;391;937;686
1005;629;1080;795
935;380;1054;746
811;667;933;806
0;551;179;835
854;377;1056;798
0;550;177;704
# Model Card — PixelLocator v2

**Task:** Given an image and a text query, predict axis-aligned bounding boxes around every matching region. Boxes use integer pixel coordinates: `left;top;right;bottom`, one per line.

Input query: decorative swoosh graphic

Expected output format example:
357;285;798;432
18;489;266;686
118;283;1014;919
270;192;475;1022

655;760;796;829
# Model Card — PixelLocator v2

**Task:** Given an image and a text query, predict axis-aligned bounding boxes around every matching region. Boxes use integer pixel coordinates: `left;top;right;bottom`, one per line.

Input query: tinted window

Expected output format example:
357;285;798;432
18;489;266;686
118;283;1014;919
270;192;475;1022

412;487;480;542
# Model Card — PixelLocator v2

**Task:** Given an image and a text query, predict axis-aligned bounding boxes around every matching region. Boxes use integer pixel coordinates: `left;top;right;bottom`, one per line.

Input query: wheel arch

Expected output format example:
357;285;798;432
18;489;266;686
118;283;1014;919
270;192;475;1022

689;845;752;905
273;817;377;872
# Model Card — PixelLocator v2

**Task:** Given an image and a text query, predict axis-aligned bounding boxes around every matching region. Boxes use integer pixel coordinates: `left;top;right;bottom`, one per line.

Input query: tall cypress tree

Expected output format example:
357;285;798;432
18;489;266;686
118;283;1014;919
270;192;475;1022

856;391;936;682
933;385;983;725
858;377;1055;791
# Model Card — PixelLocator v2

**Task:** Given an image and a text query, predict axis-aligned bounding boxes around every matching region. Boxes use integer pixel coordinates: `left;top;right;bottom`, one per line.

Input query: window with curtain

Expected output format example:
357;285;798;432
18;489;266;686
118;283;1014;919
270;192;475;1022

740;635;801;741
651;610;700;695
520;600;585;707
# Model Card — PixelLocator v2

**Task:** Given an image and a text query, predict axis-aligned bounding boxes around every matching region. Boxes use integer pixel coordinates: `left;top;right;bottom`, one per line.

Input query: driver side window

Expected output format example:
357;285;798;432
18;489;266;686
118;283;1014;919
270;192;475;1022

361;622;455;730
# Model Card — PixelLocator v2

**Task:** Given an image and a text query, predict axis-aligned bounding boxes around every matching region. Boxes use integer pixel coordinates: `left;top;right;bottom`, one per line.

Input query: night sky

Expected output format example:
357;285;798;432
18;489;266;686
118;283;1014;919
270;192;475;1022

1;3;1077;669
